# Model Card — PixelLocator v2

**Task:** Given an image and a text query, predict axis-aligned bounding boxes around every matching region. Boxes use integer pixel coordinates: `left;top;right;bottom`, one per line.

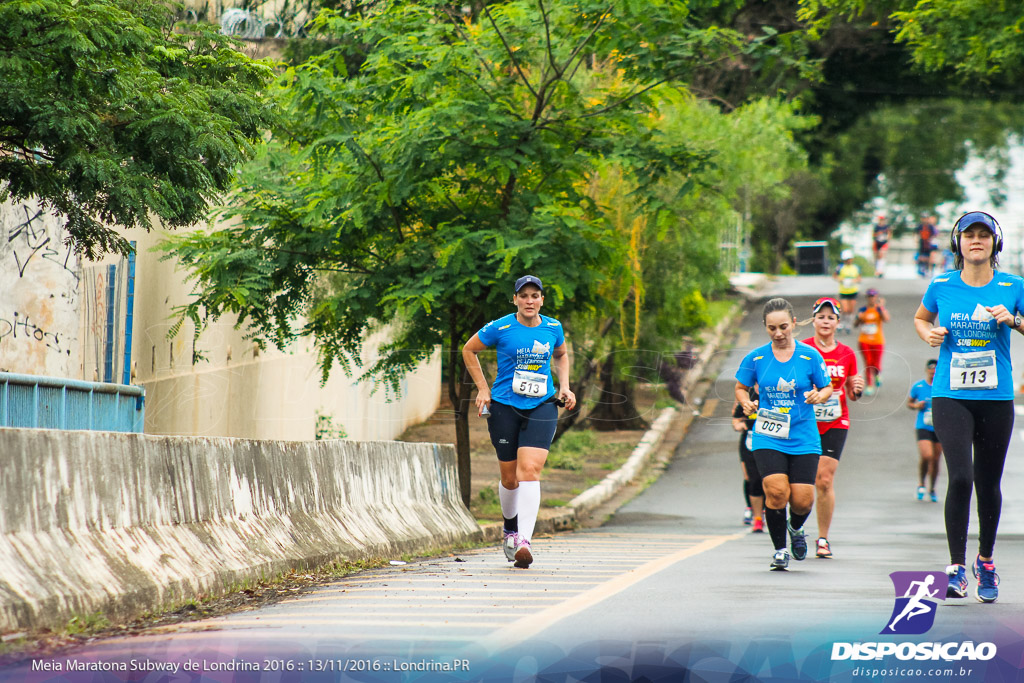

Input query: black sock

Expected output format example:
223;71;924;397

743;480;751;507
765;507;788;550
503;515;518;533
789;509;810;531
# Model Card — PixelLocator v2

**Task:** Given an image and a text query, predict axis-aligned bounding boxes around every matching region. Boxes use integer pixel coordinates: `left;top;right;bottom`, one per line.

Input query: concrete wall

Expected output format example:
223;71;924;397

0;428;479;631
0;199;80;377
128;225;442;441
0;196;443;441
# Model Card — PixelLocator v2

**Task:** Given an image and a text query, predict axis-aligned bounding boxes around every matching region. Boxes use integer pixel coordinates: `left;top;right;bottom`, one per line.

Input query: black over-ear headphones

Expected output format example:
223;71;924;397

950;211;1003;256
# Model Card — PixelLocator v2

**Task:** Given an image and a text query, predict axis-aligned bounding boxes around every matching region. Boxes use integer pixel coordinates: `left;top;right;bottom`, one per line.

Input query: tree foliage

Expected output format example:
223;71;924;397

165;0;747;503
799;0;1024;78
0;0;275;258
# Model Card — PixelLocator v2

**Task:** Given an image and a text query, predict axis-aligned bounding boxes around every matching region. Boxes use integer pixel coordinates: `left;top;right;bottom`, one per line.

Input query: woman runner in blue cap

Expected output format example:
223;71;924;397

463;275;576;569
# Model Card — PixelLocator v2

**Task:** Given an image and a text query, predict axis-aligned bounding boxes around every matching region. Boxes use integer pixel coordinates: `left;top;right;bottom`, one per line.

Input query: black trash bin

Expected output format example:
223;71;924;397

794;241;829;275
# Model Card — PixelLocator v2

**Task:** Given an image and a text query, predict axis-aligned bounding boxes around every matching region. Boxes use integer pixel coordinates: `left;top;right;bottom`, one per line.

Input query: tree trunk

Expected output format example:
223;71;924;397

552;314;618;443
447;335;474;508
586;352;649;431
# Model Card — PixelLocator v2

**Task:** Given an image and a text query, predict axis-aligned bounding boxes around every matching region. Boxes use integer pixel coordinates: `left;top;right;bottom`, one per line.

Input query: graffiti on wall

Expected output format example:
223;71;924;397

0;200;81;377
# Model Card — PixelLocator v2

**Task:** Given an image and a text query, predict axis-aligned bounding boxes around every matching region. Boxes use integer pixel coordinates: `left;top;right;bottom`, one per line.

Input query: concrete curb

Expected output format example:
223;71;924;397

478;299;748;543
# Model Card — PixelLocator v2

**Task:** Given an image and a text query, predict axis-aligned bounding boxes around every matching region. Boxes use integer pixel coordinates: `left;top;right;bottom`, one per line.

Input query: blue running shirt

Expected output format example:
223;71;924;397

476;313;565;409
921;271;1024;400
735;341;830;455
909;380;935;432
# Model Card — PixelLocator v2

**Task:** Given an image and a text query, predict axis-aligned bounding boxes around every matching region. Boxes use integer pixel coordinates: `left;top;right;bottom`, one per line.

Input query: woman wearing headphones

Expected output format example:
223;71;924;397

463;275;576;569
914;211;1024;603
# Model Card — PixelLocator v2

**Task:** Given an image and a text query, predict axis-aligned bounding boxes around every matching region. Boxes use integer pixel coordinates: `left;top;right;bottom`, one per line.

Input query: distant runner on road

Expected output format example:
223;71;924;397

732;385;764;533
855;288;889;395
834;249;861;333
463;275;577;570
907;359;942;503
735;298;833;571
913;211;1024;603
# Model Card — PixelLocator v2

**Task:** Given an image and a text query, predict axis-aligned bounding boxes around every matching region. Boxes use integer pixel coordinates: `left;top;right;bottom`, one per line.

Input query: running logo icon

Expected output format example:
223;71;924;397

881;571;946;635
531;340;550;354
775;378;796;393
970;303;994;323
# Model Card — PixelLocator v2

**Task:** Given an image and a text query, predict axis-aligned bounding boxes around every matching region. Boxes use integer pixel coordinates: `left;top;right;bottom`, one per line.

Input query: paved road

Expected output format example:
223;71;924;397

10;275;1024;682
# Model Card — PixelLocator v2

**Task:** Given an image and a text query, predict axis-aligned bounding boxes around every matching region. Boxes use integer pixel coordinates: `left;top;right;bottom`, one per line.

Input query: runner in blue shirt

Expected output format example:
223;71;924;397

914;210;1024;603
906;359;942;503
463;275;576;569
735;298;833;571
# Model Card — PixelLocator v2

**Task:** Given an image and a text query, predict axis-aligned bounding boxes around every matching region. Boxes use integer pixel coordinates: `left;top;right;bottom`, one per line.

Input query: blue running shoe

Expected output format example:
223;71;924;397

930;491;938;503
788;522;807;561
502;530;518;562
973;556;999;603
744;507;753;525
917;486;926;501
770;549;790;571
946;564;968;598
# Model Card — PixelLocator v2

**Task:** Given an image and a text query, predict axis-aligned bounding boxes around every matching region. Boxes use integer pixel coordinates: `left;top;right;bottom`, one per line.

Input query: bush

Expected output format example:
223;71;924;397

547;430;596;470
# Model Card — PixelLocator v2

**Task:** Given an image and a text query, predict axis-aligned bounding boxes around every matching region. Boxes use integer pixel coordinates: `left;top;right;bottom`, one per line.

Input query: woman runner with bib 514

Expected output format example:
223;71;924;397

463;275;576;569
913;211;1024;603
735;298;833;571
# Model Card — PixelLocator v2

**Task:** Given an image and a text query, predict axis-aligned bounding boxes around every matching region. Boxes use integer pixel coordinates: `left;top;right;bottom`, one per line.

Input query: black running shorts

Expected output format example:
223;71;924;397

820;428;848;461
753;449;820;486
486;400;559;462
916;428;939;443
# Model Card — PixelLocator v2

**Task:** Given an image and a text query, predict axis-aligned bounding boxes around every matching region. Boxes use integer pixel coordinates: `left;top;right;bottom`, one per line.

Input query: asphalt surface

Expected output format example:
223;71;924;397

9;275;1024;682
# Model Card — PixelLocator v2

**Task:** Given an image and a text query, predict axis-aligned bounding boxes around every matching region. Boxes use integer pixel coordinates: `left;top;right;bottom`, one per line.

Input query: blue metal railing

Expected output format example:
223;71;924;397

0;372;144;433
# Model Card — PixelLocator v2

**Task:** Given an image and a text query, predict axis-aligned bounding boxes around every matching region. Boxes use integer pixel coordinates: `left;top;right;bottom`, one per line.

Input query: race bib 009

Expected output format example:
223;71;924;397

755;408;791;439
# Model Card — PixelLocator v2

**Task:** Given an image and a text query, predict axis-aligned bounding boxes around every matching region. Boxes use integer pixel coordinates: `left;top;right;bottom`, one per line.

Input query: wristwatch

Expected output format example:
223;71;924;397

1015;315;1022;330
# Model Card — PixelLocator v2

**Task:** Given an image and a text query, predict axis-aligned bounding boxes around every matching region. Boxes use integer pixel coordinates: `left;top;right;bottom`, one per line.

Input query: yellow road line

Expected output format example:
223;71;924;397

700;398;720;418
478;534;742;653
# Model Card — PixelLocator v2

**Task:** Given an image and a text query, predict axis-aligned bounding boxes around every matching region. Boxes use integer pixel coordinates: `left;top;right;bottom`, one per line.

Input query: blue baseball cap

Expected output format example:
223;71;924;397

956;211;998;234
514;275;543;292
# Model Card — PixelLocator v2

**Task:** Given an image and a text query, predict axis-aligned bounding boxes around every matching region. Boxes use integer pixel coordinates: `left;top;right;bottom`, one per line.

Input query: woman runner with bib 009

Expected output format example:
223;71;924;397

735;298;833;571
463;275;576;569
914;211;1024;603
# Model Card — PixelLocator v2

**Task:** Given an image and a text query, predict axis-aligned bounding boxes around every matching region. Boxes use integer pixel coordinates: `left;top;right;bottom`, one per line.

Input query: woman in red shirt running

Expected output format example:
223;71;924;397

802;297;864;557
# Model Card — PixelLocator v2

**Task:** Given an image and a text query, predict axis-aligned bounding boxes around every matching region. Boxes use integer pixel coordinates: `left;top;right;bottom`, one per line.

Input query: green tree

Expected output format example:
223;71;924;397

799;0;1024;78
164;0;738;505
0;0;275;258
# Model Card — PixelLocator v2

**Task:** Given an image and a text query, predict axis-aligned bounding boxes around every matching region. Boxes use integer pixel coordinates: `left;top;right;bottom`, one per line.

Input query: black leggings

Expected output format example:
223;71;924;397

931;397;1014;565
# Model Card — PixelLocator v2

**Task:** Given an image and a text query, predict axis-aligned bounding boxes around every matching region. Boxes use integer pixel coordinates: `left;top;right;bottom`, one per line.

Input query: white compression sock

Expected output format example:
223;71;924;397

498;482;519;529
517;481;541;542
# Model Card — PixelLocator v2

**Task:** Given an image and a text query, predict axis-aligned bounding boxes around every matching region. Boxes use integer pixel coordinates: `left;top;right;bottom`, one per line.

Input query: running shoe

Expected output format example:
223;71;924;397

946;564;968;598
930;491;938;503
513;538;533;569
973;556;1000;603
864;386;876;396
816;537;832;558
743;507;753;525
770;549;790;571
875;375;882;388
751;517;764;533
788;522;808;561
917;486;926;501
502;530;518;562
